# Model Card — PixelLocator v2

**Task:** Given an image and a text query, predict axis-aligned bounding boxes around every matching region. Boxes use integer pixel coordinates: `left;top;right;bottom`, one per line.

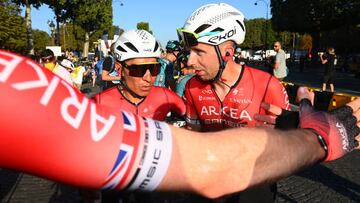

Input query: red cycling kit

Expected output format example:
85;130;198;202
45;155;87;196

184;66;290;131
94;86;186;121
0;50;172;191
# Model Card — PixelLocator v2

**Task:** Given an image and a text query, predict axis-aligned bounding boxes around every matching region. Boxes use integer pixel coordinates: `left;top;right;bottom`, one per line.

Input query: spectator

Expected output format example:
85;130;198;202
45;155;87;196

273;41;288;80
320;47;337;92
40;49;74;86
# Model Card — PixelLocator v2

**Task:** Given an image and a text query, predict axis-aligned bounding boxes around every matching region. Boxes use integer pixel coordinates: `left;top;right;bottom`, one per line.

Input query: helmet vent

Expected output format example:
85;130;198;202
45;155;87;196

205;12;241;25
136;30;149;40
116;45;127;52
236;20;245;31
194;24;211;34
211;27;224;33
154;41;159;52
124;42;139;53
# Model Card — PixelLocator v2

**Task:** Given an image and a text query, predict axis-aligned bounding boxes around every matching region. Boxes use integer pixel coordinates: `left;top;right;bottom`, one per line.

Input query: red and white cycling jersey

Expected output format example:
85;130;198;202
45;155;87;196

94;86;186;121
184;66;290;131
0;50;172;191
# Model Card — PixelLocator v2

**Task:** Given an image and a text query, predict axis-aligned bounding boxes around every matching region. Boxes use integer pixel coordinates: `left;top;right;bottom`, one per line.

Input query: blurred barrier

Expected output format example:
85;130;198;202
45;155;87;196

282;82;359;111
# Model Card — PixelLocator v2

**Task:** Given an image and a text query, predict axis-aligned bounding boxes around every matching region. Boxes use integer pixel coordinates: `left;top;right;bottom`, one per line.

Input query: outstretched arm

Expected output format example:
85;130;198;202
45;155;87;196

0;50;358;198
160;126;325;198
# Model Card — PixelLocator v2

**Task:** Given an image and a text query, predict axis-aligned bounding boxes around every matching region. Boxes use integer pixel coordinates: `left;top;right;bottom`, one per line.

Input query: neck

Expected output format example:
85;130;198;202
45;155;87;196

215;61;242;88
119;85;144;105
212;61;242;101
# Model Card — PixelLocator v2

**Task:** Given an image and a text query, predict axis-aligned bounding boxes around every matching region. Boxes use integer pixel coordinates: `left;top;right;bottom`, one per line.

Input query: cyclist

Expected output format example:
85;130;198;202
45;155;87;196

0;49;359;199
154;40;182;90
94;30;185;121
179;3;289;132
175;50;195;97
178;3;290;202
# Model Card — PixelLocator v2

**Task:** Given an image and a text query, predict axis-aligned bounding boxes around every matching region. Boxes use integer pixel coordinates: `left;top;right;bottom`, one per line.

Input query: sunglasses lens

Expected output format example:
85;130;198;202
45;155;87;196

41;56;54;63
127;64;160;77
177;30;198;48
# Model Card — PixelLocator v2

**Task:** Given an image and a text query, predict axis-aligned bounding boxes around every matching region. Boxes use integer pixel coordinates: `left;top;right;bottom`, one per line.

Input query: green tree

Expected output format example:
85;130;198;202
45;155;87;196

11;0;41;55
0;0;27;53
59;0;112;57
271;0;360;51
42;0;68;46
137;22;152;34
242;18;292;50
33;29;51;55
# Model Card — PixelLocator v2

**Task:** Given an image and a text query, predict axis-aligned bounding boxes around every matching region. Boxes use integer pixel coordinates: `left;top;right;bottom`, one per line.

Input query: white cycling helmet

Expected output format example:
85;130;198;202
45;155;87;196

179;3;246;46
113;29;161;61
60;59;74;70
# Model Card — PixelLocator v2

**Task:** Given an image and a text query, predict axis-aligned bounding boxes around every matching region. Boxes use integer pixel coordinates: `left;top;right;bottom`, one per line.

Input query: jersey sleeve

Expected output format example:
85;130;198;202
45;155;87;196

183;80;202;129
0;50;172;192
264;76;290;111
164;88;186;116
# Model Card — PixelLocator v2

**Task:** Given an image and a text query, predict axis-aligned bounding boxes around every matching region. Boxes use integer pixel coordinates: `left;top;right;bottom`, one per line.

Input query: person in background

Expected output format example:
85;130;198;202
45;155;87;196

154;40;182;90
273;41;288;80
320;47;337;92
40;49;74;86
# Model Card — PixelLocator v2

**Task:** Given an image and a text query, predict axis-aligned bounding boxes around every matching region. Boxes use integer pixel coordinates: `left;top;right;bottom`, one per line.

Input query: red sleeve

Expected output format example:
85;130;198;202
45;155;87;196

0;50;172;191
264;76;290;110
183;79;201;127
164;88;186;116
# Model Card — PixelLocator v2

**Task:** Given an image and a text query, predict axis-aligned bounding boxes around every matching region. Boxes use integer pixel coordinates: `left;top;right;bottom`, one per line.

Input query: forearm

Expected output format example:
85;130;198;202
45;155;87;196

159;127;325;198
273;62;279;69
101;72;120;81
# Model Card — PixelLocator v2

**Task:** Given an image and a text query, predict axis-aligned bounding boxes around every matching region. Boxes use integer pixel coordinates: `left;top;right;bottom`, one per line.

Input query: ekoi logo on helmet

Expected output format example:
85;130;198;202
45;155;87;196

208;27;237;44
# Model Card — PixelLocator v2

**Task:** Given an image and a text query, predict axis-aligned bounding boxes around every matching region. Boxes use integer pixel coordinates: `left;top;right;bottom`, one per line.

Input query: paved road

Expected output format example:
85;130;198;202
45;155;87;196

1;65;359;202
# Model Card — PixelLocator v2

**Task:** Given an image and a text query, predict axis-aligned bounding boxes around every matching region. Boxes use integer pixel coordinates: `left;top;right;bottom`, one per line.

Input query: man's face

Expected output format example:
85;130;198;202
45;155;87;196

121;57;159;97
187;43;219;81
41;55;56;71
274;43;281;52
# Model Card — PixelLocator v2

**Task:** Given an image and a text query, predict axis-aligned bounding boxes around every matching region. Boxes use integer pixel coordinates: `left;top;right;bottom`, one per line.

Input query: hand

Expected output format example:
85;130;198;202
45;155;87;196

255;87;314;129
254;102;280;128
299;97;360;161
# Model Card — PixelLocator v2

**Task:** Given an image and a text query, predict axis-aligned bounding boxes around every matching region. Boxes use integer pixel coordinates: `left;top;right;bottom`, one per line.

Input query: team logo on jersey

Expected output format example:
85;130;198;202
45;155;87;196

102;143;134;190
123;111;137;132
201;89;212;94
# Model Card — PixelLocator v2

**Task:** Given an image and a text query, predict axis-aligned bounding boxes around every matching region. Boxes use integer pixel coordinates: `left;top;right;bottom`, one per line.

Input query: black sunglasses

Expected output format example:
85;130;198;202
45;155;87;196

41;56;54;63
123;63;160;77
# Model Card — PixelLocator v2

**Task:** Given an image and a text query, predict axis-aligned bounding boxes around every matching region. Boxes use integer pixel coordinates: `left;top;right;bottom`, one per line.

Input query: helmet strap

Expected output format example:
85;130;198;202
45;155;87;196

210;45;227;83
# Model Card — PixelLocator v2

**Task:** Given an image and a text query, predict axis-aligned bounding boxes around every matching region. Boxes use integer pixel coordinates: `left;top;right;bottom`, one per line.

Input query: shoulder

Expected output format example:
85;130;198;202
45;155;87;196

97;87;120;99
159;58;170;65
245;65;271;79
187;75;208;88
102;56;114;70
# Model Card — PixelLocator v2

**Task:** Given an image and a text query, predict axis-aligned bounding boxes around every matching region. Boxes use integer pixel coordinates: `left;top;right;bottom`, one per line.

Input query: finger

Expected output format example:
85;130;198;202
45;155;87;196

355;134;360;150
296;87;314;105
261;102;283;116
354;109;360;122
346;97;360;112
254;114;277;124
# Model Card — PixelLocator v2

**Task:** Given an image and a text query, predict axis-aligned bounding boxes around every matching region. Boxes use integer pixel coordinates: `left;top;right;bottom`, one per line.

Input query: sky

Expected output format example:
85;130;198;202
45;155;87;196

27;0;271;46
